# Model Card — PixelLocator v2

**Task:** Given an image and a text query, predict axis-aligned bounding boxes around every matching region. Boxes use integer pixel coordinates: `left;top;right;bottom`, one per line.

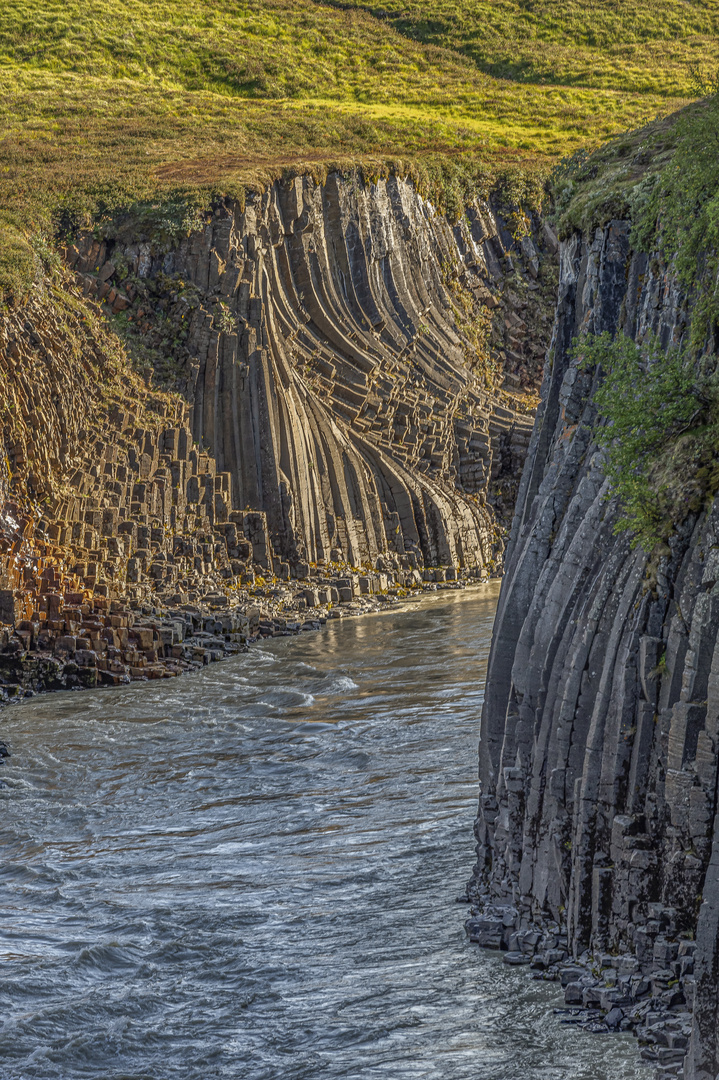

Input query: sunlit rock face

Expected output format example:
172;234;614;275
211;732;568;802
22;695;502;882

88;173;551;574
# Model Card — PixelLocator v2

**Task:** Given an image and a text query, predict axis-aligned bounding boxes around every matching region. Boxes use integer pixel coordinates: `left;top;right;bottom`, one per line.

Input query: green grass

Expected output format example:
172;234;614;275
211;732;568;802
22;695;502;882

575;332;719;553
319;0;719;96
0;0;703;299
552;93;719;318
3;0;707;98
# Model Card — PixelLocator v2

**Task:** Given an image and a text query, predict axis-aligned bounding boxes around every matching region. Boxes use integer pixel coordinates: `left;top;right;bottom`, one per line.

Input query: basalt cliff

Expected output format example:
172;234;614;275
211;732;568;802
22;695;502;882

469;209;719;1079
0;173;553;694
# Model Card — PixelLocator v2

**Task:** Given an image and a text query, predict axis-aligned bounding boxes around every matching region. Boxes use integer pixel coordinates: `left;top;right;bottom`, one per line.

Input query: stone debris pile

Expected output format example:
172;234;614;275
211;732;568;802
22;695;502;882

465;902;693;1080
0;591;249;698
0;556;479;701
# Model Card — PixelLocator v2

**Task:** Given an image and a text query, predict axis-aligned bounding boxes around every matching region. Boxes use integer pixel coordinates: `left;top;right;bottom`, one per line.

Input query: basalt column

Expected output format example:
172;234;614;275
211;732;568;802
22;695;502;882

82;173;553;574
471;220;719;1079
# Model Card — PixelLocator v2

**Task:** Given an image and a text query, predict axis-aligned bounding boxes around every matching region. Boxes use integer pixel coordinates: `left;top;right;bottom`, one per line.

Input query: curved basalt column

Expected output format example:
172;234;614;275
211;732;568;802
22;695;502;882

88;173;552;573
472;219;719;1077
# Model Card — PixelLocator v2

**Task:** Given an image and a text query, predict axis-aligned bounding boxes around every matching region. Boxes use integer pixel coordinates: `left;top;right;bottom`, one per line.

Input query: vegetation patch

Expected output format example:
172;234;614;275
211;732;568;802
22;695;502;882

551;83;719;349
319;0;719;97
630;93;719;343
575;332;719;553
0;0;698;303
441;258;496;387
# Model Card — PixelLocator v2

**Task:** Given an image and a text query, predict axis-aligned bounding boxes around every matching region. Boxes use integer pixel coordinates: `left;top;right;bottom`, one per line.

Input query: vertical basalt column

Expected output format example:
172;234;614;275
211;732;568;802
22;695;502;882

473;218;719;1077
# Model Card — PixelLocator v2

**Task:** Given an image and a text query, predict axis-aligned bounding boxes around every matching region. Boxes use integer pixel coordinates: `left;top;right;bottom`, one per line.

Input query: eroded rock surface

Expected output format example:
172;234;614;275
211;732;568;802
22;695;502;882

0;172;554;695
69;174;553;572
470;220;719;1079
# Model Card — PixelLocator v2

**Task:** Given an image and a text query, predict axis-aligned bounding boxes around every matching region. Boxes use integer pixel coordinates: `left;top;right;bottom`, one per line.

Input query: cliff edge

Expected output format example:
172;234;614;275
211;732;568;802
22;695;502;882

471;99;719;1080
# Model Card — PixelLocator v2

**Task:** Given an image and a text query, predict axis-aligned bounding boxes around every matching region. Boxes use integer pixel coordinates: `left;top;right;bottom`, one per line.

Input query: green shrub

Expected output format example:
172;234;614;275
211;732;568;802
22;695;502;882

575;332;719;552
631;94;719;349
553;87;719;350
0;220;40;305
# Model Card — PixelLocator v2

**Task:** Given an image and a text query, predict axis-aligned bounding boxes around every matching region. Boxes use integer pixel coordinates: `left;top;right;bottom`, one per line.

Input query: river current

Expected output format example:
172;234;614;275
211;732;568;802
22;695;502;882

0;585;642;1079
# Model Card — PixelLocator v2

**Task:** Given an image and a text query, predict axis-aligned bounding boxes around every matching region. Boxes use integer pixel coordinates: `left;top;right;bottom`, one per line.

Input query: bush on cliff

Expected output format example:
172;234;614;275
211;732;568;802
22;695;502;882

575;332;719;552
631;92;719;344
553;79;719;345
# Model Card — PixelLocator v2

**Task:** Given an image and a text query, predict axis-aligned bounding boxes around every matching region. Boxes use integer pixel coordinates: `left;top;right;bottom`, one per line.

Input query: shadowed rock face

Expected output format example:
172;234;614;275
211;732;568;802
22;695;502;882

471;220;719;1078
73;173;552;575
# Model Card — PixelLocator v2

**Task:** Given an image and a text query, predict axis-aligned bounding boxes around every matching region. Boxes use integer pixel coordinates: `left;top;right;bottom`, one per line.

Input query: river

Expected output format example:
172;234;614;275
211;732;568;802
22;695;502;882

0;585;643;1079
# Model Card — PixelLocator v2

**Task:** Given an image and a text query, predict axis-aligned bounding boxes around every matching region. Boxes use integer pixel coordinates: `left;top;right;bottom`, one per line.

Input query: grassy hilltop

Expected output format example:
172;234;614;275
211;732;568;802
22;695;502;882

320;0;719;96
0;0;712;296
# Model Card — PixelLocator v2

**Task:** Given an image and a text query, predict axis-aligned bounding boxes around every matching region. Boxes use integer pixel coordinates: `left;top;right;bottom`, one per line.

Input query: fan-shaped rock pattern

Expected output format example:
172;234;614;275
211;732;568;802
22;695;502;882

71;173;552;574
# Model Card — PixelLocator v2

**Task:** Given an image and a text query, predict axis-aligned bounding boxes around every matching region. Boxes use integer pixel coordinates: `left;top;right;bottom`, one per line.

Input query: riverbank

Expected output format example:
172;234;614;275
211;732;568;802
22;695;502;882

465;898;691;1080
0;564;485;704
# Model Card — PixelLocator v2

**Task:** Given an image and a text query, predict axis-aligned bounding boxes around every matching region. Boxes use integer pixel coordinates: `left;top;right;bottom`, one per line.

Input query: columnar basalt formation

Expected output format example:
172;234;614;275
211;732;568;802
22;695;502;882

0;172;553;694
469;220;719;1079
69;174;553;573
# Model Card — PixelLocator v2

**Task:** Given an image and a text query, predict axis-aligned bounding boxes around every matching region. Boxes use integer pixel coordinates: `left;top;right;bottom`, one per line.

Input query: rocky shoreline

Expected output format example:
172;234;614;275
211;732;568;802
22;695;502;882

464;896;692;1079
0;562;483;705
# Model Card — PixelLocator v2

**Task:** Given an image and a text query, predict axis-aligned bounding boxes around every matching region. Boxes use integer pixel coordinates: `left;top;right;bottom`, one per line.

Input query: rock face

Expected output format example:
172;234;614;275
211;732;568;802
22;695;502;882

0;287;262;610
69;173;552;574
471;220;719;1078
0;171;553;693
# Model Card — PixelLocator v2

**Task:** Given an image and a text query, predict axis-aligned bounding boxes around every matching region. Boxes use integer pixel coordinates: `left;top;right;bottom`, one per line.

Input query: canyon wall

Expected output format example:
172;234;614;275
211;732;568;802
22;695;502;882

0;173;553;649
67;173;552;579
471;220;719;1078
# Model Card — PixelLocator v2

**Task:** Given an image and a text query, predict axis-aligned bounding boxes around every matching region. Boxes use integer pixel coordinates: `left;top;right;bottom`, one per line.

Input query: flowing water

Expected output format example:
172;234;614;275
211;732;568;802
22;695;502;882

0;585;643;1080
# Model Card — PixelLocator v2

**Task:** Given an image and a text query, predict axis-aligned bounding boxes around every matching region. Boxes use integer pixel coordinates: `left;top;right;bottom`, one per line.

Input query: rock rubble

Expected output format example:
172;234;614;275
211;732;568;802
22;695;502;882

0;565;478;701
465;900;693;1077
